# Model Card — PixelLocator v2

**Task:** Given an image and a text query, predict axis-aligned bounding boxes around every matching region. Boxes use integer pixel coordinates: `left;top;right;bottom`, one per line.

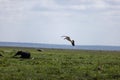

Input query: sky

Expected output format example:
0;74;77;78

0;0;120;46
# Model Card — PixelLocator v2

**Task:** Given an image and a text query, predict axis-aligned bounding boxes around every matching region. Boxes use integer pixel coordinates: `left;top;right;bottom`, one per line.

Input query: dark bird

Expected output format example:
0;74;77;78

13;51;31;59
0;54;3;57
97;66;103;71
62;36;75;46
37;49;43;52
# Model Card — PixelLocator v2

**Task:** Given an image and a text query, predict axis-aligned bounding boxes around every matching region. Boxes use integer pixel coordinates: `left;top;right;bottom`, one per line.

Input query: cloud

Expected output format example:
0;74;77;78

31;0;120;15
0;0;119;15
0;0;120;24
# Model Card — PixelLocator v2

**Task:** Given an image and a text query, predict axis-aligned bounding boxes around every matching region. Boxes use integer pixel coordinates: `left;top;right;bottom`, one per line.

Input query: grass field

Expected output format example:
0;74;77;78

0;47;120;80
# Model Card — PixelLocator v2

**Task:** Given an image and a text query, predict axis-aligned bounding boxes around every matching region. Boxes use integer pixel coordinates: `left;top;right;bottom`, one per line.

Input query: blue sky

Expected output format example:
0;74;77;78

0;0;120;46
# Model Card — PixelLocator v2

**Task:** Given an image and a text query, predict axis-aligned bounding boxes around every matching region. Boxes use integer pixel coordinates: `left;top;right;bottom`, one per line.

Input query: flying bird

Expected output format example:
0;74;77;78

62;36;75;46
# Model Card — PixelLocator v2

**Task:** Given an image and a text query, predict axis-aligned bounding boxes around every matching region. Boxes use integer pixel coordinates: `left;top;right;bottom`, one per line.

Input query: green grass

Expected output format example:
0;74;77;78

0;47;120;80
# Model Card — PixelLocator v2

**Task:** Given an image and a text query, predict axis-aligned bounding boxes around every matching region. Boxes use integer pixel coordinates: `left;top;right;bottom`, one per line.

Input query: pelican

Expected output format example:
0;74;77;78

62;36;75;46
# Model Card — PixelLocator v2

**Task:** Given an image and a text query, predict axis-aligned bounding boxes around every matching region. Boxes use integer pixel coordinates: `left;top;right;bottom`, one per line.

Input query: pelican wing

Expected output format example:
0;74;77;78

61;36;71;42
